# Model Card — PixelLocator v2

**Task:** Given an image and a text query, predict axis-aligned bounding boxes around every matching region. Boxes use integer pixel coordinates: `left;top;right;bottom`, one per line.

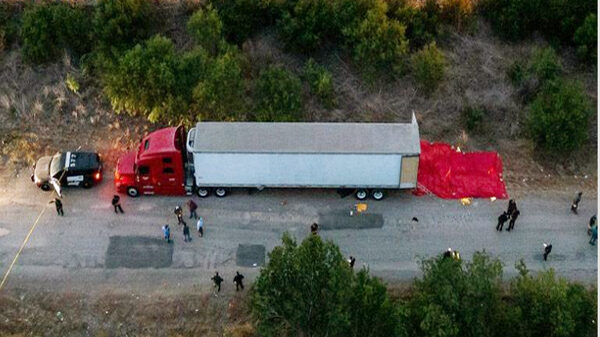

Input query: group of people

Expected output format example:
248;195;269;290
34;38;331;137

211;271;245;293
496;199;520;232
162;200;204;243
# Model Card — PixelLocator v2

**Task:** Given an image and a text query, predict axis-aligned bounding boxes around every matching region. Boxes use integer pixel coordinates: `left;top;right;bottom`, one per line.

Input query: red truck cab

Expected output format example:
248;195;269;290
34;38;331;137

115;126;190;197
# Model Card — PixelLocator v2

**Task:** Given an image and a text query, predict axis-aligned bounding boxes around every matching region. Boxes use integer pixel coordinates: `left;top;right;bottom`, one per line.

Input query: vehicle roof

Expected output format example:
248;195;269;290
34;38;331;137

189;114;420;155
138;127;179;159
59;152;100;171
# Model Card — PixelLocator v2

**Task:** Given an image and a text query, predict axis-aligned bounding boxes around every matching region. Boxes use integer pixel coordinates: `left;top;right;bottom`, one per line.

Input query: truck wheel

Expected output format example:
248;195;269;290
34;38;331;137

215;188;227;198
82;180;92;189
355;189;368;200
371;190;385;200
197;187;210;198
40;182;51;191
126;187;139;198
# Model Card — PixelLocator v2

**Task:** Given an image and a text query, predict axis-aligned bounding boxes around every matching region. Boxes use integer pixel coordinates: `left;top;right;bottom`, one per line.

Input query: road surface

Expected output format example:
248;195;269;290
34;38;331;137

0;173;596;295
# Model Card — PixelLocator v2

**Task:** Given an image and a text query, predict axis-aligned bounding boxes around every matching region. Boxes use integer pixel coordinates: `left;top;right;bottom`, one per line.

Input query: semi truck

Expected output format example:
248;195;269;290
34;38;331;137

114;115;421;200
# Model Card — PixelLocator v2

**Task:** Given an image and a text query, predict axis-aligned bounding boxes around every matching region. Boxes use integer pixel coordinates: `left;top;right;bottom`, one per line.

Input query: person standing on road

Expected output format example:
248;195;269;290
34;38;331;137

196;216;204;237
496;211;509;231
51;198;64;216
507;209;520;231
112;195;124;214
588;215;596;236
183;223;192;242
348;256;356;269
174;206;185;225
163;224;171;243
187;199;198;219
233;271;245;291
589;225;597;246
571;192;582;214
543;243;552;261
507;199;517;216
310;223;319;235
212;272;224;292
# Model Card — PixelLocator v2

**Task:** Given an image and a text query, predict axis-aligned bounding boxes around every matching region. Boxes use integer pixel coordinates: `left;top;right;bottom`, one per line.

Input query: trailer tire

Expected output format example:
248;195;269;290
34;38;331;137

371;190;385;200
215;188;227;198
355;189;368;200
40;182;51;191
197;188;210;198
126;187;139;198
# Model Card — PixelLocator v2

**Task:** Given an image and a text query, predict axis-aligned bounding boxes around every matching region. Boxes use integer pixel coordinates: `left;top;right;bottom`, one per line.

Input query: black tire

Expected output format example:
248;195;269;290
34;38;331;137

82;180;92;189
215;188;227;198
355;189;368;200
126;187;139;198
40;182;51;191
371;190;385;201
197;187;210;198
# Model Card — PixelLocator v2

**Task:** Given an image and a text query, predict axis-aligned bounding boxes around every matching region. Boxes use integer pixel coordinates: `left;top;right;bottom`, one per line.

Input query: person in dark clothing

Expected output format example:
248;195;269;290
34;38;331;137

212;272;224;292
571;192;582;214
507;199;517;216
348;256;356;268
111;195;124;214
543;243;552;261
443;248;453;259
233;271;245;291
507;209;520;231
187;199;198;219
52;198;64;216
588;215;597;236
183;223;191;242
174;206;185;225
163;224;171;243
310;223;319;235
496;212;509;231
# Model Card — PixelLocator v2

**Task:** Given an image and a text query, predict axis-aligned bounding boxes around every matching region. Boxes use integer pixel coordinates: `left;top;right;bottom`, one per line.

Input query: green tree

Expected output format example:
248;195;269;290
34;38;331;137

411;42;447;94
188;4;223;55
93;0;157;58
278;0;335;52
303;58;335;109
343;0;408;80
527;79;591;154
528;47;561;85
574;14;597;64
193;48;247;120
392;0;441;49
103;35;187;123
213;0;275;44
253;66;303;122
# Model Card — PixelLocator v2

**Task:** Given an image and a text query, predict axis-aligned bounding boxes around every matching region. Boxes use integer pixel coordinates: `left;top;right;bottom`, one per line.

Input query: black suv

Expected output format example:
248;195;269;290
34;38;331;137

31;152;103;191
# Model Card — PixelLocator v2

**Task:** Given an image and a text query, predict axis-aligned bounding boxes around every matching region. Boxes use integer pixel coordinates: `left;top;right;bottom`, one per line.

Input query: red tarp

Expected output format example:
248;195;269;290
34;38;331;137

414;140;508;199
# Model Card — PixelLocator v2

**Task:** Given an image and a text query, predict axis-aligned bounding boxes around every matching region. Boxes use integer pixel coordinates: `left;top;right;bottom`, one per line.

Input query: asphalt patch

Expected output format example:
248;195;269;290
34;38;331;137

236;244;265;267
318;211;384;230
105;236;174;269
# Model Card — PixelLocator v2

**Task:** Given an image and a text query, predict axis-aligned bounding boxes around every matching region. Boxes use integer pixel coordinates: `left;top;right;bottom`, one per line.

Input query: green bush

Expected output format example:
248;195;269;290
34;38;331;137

411;42;446;93
93;0;157;58
527;79;591;154
528;47;561;84
103;35;189;123
343;1;409;80
0;3;21;51
251;234;405;337
193;48;247;120
510;264;597;337
392;0;441;49
212;0;275;44
253;66;303;122
278;0;336;52
462;106;485;131
188;4;223;55
507;61;526;86
303;59;335;109
439;0;476;31
22;3;92;63
574;14;597;64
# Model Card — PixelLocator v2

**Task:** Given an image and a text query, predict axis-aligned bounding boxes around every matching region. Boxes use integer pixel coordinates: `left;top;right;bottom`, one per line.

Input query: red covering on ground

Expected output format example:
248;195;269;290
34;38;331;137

414;140;508;199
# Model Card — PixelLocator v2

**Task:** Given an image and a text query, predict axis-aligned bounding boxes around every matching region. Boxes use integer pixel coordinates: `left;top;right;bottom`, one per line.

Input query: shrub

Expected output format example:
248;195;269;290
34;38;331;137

0;3;21;50
66;74;80;94
93;0;157;58
278;0;335;52
253;66;303;122
188;4;223;55
439;0;476;31
193;48;247;120
528;47;561;84
574;14;597;64
507;61;526;86
392;0;441;49
213;0;274;44
22;3;91;63
527;79;591;154
103;35;188;123
343;0;409;80
411;42;446;93
462;106;485;131
303;59;335;109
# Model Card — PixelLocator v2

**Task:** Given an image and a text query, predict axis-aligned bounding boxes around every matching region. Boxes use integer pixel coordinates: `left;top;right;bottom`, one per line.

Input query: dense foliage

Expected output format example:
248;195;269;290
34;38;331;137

303;59;335;109
527;79;591;154
253;66;303;122
213;0;275;44
573;14;597;64
411;42;446;93
187;4;223;55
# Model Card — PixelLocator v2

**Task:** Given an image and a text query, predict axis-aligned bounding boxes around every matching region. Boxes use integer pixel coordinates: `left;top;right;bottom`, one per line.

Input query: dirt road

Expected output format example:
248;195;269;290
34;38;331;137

0;172;596;296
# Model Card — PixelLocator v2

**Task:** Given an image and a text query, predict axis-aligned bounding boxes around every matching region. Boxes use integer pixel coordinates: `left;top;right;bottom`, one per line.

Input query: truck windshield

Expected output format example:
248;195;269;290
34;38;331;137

50;153;65;177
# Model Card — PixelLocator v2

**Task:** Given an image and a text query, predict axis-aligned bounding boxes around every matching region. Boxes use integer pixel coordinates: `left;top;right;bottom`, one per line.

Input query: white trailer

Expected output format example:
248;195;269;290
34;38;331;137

186;114;420;200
